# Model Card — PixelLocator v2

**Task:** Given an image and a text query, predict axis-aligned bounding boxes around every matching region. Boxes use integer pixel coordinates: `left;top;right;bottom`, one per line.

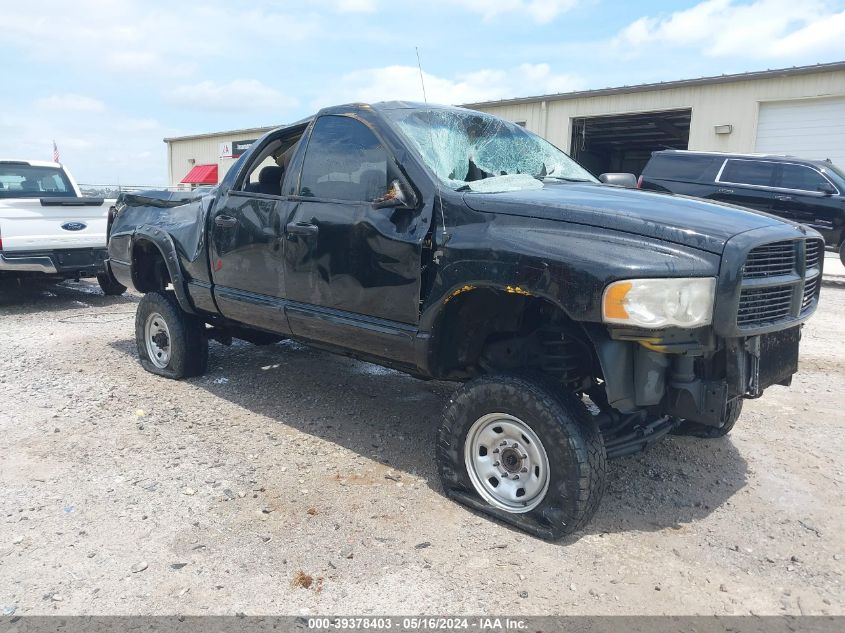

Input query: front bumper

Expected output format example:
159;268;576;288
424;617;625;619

595;323;804;427
0;248;108;278
603;224;822;425
661;325;801;427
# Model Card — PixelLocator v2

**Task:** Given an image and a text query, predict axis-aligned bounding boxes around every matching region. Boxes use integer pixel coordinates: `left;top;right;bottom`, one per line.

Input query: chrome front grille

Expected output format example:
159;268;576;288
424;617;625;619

736;238;821;329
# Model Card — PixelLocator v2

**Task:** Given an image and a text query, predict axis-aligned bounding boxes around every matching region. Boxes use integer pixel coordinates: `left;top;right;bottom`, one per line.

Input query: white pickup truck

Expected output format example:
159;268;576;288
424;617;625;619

0;159;125;294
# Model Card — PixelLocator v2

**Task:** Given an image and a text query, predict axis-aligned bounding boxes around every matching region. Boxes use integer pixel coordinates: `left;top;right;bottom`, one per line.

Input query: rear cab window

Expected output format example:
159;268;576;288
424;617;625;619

0;164;74;198
717;159;777;188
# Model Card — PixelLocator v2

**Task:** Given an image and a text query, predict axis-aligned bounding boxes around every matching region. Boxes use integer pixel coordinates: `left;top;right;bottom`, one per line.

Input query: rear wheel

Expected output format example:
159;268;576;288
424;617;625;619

437;374;607;540
839;240;845;267
97;271;127;296
135;290;207;379
671;399;744;438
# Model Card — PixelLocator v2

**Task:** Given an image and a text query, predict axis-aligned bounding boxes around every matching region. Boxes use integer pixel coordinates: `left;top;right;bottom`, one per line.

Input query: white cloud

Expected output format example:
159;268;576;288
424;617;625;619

450;0;580;23
1;1;316;78
614;0;845;58
35;94;106;113
333;0;378;12
0;107;173;186
122;118;163;132
329;0;581;23
320;63;582;107
167;80;297;113
769;9;845;56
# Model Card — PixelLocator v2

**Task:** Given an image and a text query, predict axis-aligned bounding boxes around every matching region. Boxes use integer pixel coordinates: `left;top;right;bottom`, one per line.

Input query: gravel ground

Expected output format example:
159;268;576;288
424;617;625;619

1;252;843;617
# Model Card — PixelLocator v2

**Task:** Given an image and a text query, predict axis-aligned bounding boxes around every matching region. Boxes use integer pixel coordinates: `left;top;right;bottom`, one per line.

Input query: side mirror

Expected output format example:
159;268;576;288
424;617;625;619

373;180;416;209
817;181;837;196
599;173;638;188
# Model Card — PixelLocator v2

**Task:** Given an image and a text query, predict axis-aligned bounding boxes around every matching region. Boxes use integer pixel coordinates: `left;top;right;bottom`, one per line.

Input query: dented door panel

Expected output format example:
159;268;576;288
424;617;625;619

209;191;288;331
284;198;423;324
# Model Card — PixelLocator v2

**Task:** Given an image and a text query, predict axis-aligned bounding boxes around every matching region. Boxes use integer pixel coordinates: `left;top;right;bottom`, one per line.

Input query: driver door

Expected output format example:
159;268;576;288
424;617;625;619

283;114;427;364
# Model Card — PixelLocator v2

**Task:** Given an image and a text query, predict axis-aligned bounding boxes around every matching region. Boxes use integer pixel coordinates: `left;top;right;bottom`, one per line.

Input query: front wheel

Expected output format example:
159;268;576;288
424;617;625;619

839;240;845;267
135;290;208;379
437;374;607;540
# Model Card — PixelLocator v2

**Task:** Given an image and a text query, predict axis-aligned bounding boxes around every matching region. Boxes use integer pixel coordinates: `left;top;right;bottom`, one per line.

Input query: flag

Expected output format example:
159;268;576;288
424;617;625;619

52;140;60;163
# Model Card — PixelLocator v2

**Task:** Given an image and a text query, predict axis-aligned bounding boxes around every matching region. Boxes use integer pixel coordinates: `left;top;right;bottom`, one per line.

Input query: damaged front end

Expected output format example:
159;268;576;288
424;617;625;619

587;228;822;456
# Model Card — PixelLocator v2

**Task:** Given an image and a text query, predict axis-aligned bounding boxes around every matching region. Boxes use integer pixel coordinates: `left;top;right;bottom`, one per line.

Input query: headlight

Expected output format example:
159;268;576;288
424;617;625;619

602;277;716;328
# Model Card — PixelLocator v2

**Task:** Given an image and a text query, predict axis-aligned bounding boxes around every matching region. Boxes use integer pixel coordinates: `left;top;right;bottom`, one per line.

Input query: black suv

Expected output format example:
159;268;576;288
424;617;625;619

639;150;845;265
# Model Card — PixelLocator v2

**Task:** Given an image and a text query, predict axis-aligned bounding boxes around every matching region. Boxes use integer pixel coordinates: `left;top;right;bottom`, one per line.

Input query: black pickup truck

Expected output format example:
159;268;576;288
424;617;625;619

107;102;823;539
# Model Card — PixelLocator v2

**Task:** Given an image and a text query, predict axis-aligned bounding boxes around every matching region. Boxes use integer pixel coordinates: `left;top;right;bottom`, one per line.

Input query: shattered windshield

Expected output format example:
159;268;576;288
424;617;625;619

384;107;597;192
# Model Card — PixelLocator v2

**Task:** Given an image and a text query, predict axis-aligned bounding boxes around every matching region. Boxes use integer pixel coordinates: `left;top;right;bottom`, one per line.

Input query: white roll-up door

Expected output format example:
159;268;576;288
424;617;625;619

755;96;845;168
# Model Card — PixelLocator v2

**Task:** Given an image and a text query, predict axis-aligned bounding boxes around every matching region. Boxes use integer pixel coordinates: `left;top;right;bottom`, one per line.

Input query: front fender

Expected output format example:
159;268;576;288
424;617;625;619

421;214;721;331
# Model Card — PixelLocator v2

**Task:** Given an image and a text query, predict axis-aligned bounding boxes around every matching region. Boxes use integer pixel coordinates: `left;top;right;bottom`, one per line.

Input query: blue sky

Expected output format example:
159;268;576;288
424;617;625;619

1;0;844;185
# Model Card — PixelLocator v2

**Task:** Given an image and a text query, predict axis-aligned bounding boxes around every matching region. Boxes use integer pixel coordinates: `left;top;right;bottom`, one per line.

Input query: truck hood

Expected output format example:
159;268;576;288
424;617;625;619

461;183;784;254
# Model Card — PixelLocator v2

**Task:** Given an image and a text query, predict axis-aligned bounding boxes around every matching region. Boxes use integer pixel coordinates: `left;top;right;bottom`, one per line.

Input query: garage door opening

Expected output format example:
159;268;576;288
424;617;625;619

570;109;691;177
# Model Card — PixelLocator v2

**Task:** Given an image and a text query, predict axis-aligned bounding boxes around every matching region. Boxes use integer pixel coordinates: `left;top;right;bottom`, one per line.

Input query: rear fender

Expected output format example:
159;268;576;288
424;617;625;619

132;225;196;315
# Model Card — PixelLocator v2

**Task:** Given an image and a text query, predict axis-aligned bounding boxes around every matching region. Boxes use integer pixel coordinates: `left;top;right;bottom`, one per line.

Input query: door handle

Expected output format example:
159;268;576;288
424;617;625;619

774;194;793;201
214;215;238;228
285;221;318;240
716;188;734;194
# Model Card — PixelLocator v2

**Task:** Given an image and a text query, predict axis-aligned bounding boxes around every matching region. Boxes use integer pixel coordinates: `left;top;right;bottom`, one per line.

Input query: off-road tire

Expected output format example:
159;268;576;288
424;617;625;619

437;374;607;540
135;290;208;379
671;399;744;439
96;272;127;296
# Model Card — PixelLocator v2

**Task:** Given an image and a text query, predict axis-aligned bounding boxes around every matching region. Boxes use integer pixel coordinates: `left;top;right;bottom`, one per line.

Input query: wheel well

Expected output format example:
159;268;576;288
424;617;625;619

132;239;171;292
430;288;600;387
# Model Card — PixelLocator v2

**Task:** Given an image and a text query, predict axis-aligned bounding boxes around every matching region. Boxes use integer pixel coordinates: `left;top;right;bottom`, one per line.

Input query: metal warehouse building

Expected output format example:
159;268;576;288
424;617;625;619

164;61;845;187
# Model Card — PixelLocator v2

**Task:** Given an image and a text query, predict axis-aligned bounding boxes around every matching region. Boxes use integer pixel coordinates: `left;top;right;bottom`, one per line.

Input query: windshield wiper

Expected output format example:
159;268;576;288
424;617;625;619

541;176;592;183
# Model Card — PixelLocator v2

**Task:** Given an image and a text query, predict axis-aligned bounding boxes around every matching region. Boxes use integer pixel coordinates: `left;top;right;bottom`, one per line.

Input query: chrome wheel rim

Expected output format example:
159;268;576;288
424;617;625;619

144;312;171;369
464;413;550;513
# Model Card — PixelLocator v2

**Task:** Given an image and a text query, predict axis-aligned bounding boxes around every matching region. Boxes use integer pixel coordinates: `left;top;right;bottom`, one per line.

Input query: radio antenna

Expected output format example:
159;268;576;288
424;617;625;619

415;47;428;103
414;46;448;244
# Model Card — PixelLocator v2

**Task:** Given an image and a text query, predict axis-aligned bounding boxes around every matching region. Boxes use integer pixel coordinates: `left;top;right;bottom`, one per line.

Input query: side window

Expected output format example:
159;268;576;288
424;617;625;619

232;133;302;197
778;164;831;192
719;159;776;187
644;154;720;182
240;155;283;197
299;116;388;202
